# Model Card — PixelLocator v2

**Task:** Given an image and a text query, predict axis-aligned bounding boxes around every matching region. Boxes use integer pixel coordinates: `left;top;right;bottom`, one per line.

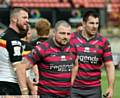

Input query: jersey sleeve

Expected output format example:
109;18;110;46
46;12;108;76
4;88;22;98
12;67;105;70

103;39;113;62
25;44;44;65
6;40;23;63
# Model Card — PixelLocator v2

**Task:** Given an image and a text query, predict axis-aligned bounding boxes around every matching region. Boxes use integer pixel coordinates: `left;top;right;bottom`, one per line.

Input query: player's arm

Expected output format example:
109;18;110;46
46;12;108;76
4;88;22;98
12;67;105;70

7;40;30;94
26;77;37;95
103;40;115;98
104;61;115;98
71;57;79;85
15;58;33;95
31;65;39;84
27;65;39;95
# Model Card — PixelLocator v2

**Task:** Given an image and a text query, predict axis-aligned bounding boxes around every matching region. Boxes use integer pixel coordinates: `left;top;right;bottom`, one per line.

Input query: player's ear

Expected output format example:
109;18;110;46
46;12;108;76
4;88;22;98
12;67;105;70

13;18;17;23
11;16;17;23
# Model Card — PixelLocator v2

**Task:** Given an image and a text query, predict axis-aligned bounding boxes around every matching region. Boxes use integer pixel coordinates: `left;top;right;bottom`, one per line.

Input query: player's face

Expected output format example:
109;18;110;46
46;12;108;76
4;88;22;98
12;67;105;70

26;27;32;42
55;25;71;46
83;16;99;37
16;10;29;33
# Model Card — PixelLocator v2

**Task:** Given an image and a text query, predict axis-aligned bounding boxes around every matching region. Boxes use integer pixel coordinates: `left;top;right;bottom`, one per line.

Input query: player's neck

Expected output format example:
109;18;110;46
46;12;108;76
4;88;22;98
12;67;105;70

82;31;95;40
9;23;19;33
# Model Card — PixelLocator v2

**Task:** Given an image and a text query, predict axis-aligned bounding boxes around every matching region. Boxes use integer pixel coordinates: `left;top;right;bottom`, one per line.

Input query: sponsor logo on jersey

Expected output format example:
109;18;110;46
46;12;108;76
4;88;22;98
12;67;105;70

79;55;99;64
11;40;21;46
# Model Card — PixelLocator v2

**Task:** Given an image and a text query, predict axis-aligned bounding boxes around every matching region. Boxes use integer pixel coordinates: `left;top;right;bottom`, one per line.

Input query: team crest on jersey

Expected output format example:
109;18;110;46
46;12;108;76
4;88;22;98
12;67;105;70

94;44;100;53
95;44;99;49
76;43;82;47
61;55;66;61
84;47;90;53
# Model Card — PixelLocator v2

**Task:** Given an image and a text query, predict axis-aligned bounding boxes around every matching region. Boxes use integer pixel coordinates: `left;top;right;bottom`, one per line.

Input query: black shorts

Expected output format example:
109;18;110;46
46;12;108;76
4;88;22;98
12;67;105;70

71;86;102;98
0;81;21;95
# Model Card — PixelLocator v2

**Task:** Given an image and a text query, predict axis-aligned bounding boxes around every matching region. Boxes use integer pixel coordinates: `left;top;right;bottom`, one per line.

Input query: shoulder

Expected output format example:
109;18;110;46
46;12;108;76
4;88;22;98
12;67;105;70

70;32;78;39
35;40;50;51
97;33;109;43
0;28;9;39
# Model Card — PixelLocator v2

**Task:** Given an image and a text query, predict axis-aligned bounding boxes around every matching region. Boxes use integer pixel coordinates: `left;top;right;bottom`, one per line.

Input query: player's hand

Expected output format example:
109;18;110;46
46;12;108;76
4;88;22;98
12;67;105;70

104;86;113;98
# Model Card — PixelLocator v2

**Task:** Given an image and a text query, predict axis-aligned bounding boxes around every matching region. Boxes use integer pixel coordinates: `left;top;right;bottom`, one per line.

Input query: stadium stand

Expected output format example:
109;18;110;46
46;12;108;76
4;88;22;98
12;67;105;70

10;0;120;13
11;0;71;8
72;0;105;8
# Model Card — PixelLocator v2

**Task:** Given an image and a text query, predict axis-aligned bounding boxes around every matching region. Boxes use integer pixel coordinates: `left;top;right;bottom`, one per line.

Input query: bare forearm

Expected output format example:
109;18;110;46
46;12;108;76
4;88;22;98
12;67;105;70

16;68;28;94
15;62;29;95
71;64;78;85
27;78;37;95
32;65;39;83
105;63;115;88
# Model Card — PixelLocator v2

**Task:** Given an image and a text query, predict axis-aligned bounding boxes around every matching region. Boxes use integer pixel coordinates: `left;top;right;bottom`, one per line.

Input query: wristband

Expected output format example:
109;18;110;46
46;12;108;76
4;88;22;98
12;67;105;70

21;88;29;95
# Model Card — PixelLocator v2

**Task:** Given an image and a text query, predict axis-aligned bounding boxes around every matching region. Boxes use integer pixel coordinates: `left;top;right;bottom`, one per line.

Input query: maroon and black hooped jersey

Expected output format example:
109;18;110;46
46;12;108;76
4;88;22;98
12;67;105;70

26;38;77;97
70;32;113;88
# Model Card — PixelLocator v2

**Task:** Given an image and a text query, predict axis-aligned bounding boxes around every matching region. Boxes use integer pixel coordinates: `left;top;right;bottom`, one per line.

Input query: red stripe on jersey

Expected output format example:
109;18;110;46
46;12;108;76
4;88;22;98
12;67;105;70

39;80;71;87
103;52;112;57
44;56;61;62
80;63;101;70
74;79;100;87
78;71;101;77
40;71;71;79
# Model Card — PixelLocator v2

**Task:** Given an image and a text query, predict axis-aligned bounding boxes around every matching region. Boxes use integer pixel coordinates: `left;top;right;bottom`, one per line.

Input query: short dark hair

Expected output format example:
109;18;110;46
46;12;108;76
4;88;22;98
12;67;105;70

83;10;99;22
76;22;82;28
10;7;29;20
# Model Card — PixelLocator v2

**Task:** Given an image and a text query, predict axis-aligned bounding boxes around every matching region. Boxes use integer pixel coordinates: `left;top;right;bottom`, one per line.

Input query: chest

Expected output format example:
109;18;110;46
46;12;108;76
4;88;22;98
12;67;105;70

75;38;104;55
43;47;76;62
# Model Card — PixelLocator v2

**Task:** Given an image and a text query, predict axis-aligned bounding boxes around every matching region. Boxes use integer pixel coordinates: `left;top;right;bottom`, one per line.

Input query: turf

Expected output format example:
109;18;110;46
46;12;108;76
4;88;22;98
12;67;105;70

102;70;120;98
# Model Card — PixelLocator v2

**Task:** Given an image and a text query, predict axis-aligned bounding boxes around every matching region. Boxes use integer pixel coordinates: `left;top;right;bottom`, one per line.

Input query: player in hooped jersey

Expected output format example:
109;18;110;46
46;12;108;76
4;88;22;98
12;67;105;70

70;10;115;98
31;18;51;46
15;20;78;98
